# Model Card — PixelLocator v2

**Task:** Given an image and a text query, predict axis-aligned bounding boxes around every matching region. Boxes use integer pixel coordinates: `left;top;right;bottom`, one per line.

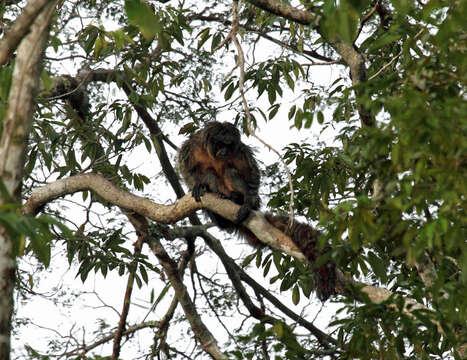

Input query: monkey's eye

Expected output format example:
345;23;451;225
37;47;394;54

215;144;230;158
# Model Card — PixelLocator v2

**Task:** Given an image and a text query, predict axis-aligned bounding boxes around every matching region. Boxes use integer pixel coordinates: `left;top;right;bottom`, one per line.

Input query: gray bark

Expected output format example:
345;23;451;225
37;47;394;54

0;2;57;358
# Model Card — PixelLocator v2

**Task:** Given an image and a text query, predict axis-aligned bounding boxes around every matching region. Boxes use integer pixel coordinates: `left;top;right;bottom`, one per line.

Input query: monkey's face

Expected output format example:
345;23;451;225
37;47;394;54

205;123;241;159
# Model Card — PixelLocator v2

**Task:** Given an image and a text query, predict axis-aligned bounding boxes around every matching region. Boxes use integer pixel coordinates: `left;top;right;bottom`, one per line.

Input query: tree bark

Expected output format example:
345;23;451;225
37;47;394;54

0;2;56;358
0;0;56;66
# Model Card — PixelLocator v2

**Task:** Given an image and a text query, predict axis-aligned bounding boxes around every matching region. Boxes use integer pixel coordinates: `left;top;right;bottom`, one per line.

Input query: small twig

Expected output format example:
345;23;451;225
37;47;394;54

304;59;341;66
369;28;424;81
354;2;379;44
227;0;295;228
368;48;403;81
111;219;145;360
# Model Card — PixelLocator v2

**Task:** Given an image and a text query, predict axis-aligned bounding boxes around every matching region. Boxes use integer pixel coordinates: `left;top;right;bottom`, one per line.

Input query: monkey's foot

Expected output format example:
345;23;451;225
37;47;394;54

235;204;251;224
192;183;209;202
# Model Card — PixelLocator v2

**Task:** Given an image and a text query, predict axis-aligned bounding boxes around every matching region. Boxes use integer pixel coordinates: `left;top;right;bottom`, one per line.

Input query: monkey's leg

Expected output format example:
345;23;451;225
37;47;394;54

224;167;259;224
192;168;222;202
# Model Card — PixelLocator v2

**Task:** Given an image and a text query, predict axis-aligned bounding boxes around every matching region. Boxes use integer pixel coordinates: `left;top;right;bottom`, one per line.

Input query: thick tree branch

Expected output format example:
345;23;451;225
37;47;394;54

23;173;302;257
130;216;227;359
245;0;318;26
23;173;199;222
0;0;56;66
0;1;57;357
24;172;442;333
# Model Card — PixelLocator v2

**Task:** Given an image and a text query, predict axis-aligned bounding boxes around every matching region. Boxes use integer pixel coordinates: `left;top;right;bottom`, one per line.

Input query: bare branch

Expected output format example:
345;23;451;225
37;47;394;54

62;322;161;358
201;230;339;351
354;3;379;44
111;217;145;360
133;218;227;360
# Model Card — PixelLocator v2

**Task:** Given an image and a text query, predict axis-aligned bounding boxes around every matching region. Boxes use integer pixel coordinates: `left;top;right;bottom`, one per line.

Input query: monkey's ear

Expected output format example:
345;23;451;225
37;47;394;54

179;122;198;135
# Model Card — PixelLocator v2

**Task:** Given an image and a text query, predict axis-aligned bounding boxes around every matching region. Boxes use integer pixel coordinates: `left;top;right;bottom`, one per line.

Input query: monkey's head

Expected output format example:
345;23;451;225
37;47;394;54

203;122;241;159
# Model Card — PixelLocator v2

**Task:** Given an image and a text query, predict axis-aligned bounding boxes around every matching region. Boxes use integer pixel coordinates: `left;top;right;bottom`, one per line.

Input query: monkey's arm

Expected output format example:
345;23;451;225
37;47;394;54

178;135;199;190
179;136;224;201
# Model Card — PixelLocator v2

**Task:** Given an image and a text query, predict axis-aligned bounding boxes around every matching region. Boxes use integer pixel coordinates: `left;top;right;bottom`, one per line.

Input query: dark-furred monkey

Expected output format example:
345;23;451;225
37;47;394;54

178;121;336;300
178;121;262;246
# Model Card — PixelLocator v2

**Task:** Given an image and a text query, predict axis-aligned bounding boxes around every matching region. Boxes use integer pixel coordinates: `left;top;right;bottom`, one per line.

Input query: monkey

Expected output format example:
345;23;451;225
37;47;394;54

178;121;336;300
178;121;262;246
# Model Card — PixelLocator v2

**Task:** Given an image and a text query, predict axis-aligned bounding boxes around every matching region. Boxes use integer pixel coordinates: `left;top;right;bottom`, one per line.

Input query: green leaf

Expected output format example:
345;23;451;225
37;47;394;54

294;109;303;129
367;251;387;282
197;28;211;49
299;278;313;298
269;104;279;120
125;0;161;40
273;322;284;338
292;285;300;305
224;82;235;101
80;25;99;55
369;33;403;52
284;72;295;90
317;111;324;124
288;105;296;120
304;112;314;128
267;84;277;104
392;0;411;16
242;253;256;267
263;260;271;276
158;31;171;50
140;264;149;283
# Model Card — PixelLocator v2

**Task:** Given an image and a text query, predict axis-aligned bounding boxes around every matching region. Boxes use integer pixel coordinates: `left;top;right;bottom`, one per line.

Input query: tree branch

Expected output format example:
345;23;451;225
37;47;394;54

0;1;57;357
243;0;373;126
201;230;338;350
62;321;161;358
132;216;227;359
0;0;56;66
112;215;145;360
23;172;443;333
223;1;295;227
193;14;334;62
244;0;318;26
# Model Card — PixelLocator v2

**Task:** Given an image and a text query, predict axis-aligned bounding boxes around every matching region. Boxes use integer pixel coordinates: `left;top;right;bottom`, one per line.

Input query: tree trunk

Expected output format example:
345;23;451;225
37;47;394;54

0;2;56;358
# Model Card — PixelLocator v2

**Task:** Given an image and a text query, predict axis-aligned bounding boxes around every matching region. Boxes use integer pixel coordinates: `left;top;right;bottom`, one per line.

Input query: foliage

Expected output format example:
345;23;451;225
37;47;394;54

0;0;465;358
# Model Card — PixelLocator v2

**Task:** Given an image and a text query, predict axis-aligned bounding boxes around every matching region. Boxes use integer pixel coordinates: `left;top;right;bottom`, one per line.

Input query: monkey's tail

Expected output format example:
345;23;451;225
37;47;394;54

239;213;337;301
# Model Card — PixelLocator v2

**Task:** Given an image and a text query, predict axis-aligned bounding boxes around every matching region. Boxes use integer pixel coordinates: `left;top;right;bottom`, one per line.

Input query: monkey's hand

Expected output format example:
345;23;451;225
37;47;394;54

192;182;209;202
